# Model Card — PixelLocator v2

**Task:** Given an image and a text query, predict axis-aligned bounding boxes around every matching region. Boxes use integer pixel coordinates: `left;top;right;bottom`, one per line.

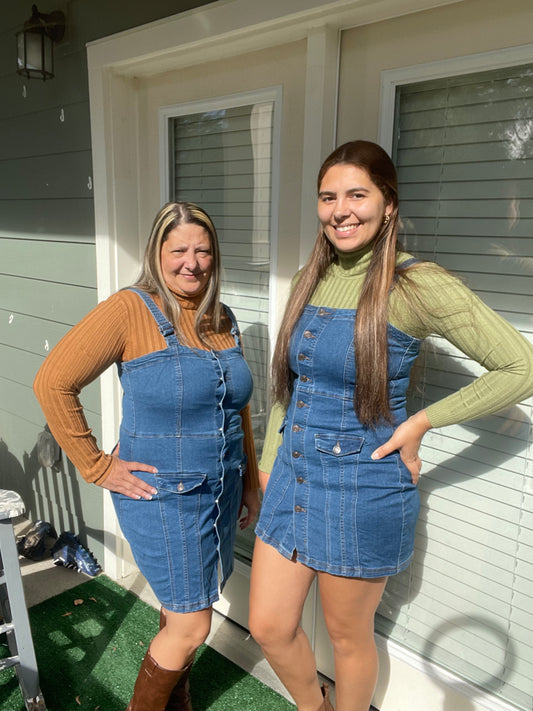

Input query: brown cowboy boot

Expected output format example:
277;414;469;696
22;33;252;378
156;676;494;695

320;682;335;711
126;649;189;711
159;609;195;711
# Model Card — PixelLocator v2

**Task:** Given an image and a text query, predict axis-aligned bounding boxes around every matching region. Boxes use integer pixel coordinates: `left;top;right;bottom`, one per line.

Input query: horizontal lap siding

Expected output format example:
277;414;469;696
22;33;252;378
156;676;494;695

0;0;101;552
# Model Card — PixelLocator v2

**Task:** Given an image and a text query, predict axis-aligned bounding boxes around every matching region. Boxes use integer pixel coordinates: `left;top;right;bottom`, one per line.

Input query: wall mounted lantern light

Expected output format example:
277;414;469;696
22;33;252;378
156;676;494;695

16;4;65;81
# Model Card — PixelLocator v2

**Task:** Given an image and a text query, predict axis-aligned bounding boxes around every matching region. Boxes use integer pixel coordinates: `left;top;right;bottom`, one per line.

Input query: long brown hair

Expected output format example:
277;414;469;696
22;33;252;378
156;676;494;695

272;140;412;426
133;202;223;346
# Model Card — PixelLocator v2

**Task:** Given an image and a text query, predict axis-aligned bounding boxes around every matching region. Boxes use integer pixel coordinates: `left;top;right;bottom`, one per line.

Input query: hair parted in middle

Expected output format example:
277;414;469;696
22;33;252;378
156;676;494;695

271;140;417;426
133;202;222;346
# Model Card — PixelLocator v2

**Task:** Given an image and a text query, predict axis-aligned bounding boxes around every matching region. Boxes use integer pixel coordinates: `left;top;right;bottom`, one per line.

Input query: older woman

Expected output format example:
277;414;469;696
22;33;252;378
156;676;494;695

34;202;260;711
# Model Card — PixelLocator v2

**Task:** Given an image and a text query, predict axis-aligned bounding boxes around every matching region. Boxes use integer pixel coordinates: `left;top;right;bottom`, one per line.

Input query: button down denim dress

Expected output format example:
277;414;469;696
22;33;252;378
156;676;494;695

111;289;253;612
256;304;421;578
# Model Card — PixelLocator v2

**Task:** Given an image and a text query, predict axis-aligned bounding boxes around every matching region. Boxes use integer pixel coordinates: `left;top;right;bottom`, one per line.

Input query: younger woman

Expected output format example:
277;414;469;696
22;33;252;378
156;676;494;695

249;141;533;711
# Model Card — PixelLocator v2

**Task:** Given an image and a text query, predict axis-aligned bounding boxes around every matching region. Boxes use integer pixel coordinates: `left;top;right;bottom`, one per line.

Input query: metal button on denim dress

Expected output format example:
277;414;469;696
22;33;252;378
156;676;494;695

256;304;421;578
111;289;253;612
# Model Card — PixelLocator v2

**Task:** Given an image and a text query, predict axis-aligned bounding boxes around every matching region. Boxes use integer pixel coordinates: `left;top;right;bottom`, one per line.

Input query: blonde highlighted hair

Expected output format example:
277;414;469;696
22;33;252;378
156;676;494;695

133;202;222;346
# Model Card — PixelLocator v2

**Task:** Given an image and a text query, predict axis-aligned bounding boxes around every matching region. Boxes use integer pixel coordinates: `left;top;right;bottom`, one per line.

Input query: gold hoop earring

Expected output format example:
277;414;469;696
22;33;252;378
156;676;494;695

383;214;391;225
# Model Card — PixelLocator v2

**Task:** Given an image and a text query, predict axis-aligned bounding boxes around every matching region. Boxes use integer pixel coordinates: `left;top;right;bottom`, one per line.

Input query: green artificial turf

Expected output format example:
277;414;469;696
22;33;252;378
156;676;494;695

0;575;295;710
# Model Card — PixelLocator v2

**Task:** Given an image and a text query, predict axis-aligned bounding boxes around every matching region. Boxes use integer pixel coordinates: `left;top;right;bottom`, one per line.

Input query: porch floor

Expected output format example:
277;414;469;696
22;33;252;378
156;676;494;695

14;516;340;708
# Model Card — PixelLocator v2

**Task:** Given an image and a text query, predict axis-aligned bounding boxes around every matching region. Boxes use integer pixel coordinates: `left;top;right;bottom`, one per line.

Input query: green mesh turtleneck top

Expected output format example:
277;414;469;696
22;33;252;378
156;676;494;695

259;247;533;473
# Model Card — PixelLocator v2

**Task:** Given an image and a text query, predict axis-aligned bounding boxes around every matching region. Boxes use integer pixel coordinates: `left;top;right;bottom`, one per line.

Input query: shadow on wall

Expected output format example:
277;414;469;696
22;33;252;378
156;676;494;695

0;431;105;564
423;616;516;711
0;438;32;506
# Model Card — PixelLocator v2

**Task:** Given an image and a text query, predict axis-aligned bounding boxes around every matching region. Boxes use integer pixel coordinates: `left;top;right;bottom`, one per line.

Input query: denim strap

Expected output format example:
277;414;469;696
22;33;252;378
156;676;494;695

127;288;177;342
223;304;242;349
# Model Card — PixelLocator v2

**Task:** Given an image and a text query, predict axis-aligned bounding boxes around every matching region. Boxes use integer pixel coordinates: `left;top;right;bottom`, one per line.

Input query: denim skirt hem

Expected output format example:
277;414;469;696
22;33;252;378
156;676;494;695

255;527;414;579
159;590;220;614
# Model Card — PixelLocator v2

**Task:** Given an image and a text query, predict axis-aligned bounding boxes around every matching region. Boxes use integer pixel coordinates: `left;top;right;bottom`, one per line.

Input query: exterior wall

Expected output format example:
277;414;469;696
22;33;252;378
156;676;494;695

336;0;533;143
0;0;215;562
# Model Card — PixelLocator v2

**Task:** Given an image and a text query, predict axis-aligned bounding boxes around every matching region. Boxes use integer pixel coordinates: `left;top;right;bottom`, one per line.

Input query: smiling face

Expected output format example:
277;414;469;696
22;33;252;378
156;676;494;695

317;163;392;253
160;222;213;296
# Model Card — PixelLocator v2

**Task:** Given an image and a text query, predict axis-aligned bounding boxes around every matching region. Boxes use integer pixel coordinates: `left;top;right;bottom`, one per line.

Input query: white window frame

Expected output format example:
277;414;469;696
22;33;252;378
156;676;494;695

378;43;533;152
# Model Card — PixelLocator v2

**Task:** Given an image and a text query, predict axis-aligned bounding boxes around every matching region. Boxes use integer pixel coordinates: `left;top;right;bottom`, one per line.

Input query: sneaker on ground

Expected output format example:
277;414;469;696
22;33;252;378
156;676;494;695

51;531;101;577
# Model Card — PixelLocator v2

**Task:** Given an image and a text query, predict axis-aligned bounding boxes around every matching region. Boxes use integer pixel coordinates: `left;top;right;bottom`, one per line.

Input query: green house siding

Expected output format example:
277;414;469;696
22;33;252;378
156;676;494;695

0;0;214;562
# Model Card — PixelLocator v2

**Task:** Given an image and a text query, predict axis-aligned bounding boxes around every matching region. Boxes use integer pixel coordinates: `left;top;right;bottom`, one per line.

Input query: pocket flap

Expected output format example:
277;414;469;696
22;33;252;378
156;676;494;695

156;472;206;494
315;434;364;457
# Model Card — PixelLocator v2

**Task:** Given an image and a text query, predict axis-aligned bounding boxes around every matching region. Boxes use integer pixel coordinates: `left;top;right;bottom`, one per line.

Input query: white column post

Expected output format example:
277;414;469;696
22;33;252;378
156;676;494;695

298;25;340;267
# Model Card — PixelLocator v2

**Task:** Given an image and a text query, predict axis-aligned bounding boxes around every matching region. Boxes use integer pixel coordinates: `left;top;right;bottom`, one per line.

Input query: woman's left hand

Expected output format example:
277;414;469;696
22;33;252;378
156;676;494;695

239;488;261;530
371;410;432;485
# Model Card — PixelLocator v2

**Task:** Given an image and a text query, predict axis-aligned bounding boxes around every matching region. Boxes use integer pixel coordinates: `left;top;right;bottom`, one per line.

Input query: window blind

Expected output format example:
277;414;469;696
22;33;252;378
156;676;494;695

376;64;533;710
169;101;275;560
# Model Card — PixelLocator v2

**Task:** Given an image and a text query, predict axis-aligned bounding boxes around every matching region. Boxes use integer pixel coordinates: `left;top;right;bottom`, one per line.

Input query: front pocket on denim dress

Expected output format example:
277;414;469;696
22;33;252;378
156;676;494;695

315;434;363;458
156;472;206;494
154;473;211;532
315;433;364;498
314;434;364;570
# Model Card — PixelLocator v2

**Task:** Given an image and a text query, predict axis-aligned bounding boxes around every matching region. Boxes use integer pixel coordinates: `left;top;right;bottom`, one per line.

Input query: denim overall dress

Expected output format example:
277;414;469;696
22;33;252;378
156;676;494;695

256;304;422;578
111;289;253;612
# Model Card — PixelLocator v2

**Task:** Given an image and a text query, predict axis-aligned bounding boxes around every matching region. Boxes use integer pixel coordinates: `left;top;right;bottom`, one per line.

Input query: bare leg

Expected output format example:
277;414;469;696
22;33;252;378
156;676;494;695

318;574;387;711
249;539;323;711
149;606;212;670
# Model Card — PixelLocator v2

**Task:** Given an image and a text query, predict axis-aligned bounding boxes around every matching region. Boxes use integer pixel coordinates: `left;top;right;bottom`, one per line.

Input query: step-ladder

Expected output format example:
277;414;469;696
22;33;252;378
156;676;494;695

0;489;46;710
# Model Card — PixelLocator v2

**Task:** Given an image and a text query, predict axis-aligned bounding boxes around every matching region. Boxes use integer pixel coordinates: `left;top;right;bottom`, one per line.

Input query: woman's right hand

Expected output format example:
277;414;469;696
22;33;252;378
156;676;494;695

100;456;158;499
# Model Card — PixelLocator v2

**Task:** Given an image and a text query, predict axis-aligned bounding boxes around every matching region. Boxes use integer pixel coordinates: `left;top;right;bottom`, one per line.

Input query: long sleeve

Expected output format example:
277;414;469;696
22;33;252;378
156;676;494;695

33;293;132;483
258;401;287;474
392;266;533;428
314;254;533;428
